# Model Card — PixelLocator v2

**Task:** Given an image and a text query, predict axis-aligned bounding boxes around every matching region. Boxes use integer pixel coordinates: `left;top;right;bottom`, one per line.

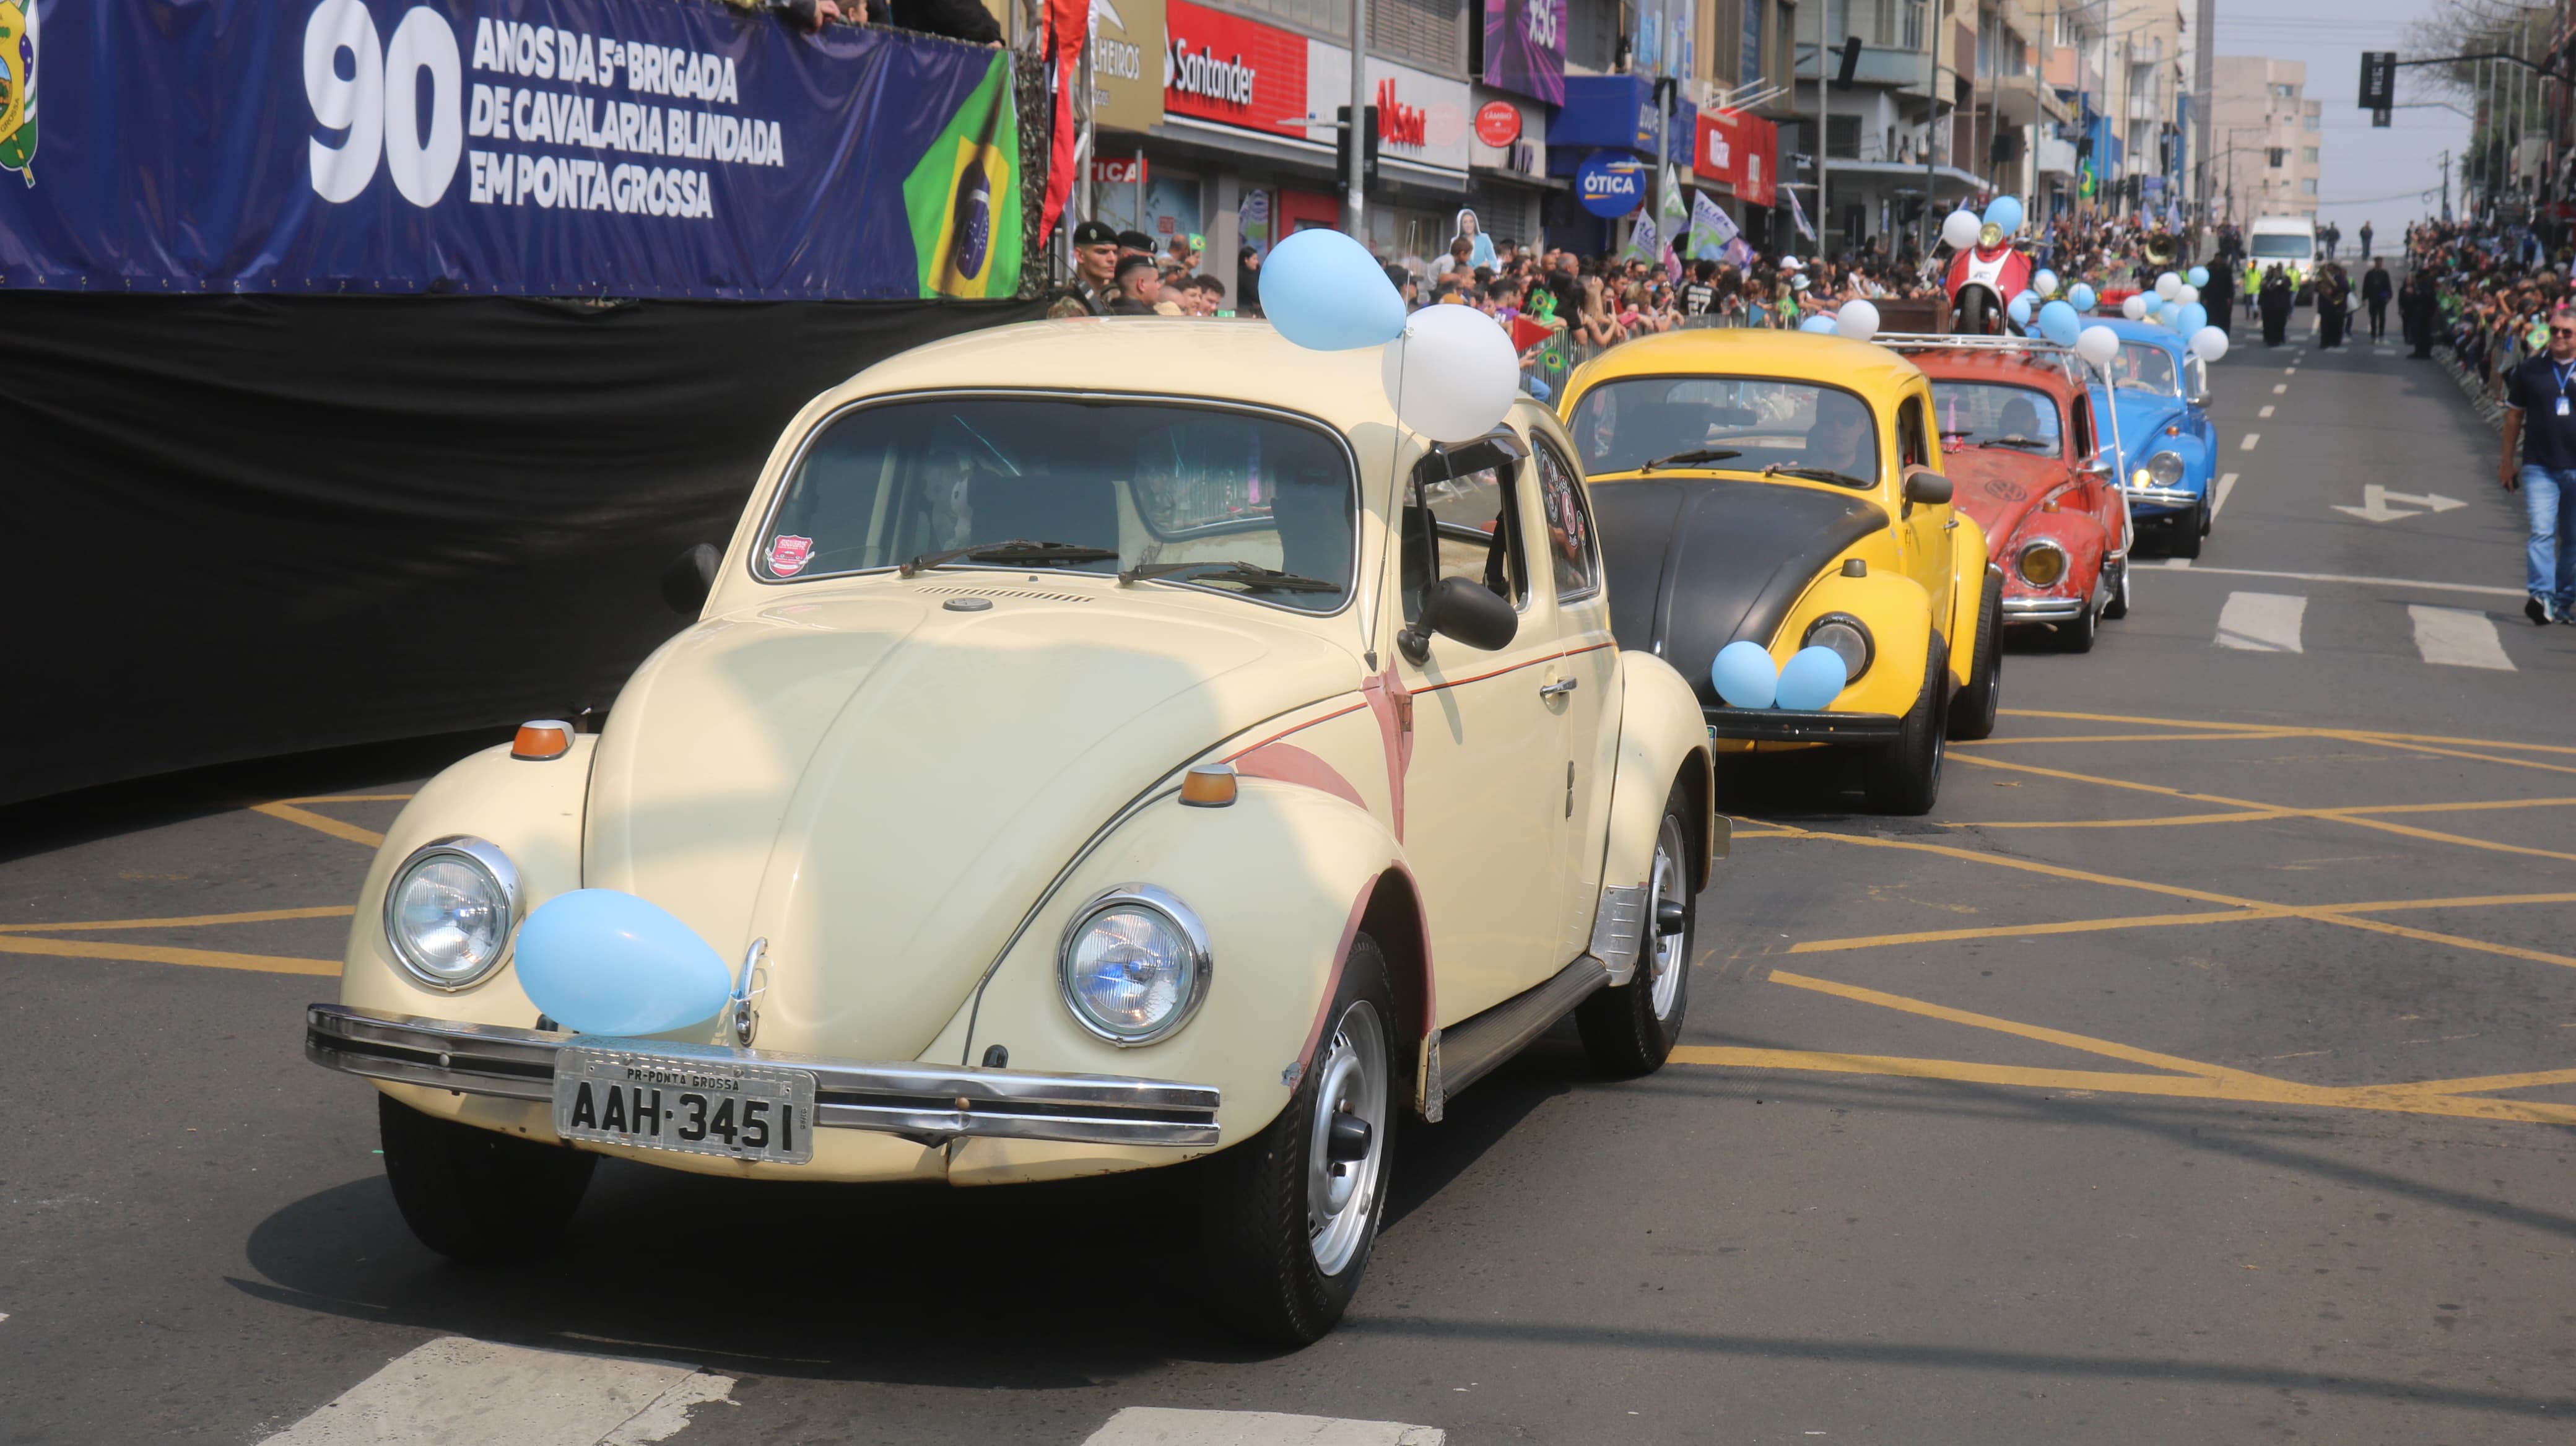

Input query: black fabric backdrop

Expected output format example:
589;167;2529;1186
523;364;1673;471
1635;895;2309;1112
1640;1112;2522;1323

0;292;1046;806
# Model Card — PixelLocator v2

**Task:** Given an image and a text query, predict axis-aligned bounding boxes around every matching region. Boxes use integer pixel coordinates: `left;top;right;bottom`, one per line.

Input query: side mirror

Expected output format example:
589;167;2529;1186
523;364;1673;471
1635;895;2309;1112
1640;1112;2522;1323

660;543;721;616
2079;455;2115;479
1396;577;1518;663
1901;466;1952;510
2187;390;2211;408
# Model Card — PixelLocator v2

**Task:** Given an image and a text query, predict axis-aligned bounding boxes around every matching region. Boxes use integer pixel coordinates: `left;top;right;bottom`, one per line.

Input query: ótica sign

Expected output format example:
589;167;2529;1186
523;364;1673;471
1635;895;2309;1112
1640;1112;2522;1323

1576;150;1646;219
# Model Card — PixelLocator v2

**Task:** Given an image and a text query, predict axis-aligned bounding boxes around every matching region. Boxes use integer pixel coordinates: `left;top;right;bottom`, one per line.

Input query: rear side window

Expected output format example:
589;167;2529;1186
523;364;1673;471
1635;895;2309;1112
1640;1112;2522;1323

1898;395;1933;469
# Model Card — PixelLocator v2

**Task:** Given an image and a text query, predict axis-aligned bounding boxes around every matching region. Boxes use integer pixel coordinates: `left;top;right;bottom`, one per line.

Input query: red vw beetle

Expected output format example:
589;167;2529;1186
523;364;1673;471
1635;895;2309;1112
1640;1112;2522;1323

1884;336;2133;651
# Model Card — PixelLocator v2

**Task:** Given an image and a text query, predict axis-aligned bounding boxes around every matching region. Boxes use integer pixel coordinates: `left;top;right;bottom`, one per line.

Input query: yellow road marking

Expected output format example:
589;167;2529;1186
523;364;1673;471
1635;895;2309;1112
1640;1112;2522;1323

1998;707;2576;757
2341;736;2576;778
275;793;416;804
1956;731;2307;745
250;801;386;848
1952;796;2576;831
1789;908;2283;953
0;934;341;977
1770;969;2241;1079
2405;1068;2576;1096
0;905;356;934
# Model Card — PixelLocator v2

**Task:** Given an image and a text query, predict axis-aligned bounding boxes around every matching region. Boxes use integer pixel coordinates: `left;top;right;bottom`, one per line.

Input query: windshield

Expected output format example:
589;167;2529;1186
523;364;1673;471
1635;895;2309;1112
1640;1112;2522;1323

2250;234;2311;259
2110;343;2180;396
1569;377;1881;487
759;396;1358;612
1931;382;2063;455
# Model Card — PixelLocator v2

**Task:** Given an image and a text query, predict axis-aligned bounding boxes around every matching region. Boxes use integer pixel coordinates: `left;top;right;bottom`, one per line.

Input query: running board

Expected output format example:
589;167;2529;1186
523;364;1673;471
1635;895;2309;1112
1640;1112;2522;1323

1423;956;1612;1120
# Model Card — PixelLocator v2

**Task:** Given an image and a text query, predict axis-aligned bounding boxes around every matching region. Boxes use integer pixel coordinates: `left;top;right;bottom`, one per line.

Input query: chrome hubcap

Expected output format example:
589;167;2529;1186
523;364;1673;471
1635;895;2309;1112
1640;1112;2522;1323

1305;999;1388;1276
1648;817;1688;1019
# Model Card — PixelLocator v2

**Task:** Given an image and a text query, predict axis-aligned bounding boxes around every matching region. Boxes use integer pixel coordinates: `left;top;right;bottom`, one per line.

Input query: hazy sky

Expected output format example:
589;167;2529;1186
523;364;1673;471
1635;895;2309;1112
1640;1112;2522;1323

2214;0;2466;238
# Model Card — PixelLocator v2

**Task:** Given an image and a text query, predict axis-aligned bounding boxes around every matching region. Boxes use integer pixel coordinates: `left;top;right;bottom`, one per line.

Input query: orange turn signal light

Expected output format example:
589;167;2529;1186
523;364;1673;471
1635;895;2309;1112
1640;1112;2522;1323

512;720;573;760
1180;762;1238;808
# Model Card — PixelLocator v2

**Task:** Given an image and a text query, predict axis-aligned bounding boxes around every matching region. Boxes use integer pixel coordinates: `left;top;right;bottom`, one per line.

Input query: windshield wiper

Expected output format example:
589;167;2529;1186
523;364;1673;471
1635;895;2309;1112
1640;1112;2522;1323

1119;560;1342;594
900;539;1121;577
1637;446;1743;473
1762;462;1873;489
1972;436;2055;450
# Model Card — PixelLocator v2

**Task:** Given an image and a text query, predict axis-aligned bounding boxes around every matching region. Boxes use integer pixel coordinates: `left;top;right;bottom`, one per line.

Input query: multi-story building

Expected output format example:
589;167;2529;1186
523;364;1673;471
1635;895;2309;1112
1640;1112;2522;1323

2209;56;2319;224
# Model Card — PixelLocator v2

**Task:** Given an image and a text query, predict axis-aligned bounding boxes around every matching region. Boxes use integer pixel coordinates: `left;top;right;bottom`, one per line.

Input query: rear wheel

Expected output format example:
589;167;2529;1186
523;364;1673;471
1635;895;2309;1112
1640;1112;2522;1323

1955;287;1994;335
1201;937;1397;1346
1577;791;1696;1076
1863;640;1947;816
378;1094;596;1264
1944;572;2002;741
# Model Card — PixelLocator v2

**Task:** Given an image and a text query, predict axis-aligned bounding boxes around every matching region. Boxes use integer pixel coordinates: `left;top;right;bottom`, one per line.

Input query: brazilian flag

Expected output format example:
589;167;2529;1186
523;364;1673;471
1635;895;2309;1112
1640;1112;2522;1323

903;54;1020;300
0;0;39;187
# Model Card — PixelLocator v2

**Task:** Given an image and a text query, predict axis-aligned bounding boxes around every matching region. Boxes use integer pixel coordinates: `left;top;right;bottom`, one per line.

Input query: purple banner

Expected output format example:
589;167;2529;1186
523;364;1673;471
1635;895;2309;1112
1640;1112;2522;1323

1481;0;1564;107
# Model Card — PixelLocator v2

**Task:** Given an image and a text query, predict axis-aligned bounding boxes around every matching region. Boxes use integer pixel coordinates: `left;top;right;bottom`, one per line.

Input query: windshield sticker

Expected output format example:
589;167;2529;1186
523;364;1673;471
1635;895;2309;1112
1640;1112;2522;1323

767;534;814;577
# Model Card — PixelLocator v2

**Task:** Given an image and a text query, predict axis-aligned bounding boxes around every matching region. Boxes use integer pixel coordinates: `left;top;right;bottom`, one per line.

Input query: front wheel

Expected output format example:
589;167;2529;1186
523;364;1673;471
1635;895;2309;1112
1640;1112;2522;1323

1863;640;1947;815
2056;599;2098;653
1200;937;1397;1346
2101;559;2131;621
378;1094;596;1263
1945;571;2002;741
2168;504;2206;559
1577;791;1697;1076
1954;287;1994;335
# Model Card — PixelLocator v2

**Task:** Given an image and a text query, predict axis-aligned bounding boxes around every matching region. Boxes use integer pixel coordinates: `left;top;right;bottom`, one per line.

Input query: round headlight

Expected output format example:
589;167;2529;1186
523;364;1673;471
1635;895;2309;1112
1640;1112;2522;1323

1058;886;1211;1045
2017;541;2069;588
382;837;520;990
2146;451;2186;487
1800;612;1875;682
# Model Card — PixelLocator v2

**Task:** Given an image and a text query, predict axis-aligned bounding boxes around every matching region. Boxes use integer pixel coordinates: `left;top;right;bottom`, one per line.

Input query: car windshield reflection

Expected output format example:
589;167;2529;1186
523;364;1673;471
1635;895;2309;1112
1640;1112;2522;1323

1570;376;1881;487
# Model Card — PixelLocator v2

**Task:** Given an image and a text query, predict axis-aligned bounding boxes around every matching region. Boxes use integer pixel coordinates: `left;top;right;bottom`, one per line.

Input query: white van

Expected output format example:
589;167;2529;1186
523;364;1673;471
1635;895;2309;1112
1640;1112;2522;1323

2247;216;2318;300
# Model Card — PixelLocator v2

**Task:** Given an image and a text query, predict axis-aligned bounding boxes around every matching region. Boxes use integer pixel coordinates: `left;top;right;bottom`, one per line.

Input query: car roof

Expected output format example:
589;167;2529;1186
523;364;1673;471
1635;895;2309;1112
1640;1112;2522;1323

1564;328;1927;399
2084;318;2190;352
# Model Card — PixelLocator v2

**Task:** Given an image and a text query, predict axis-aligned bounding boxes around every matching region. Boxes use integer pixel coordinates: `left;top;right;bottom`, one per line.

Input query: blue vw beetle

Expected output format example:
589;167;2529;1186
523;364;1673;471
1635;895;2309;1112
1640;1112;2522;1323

2083;318;2218;559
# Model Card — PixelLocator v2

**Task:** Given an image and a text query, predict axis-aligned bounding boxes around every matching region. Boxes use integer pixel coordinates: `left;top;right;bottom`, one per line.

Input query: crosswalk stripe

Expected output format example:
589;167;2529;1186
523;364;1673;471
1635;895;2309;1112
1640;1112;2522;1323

257;1338;734;1446
1084;1408;1445;1445
2409;605;2516;671
2215;591;2307;652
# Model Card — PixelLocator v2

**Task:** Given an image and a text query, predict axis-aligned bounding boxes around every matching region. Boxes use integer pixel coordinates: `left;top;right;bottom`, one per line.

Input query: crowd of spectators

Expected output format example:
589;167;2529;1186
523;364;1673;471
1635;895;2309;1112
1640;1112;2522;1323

2406;219;2576;393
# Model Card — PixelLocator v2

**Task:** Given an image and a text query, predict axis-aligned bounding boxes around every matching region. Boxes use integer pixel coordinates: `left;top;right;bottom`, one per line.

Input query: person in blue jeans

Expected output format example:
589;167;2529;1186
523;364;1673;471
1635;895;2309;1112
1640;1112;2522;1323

2497;309;2576;624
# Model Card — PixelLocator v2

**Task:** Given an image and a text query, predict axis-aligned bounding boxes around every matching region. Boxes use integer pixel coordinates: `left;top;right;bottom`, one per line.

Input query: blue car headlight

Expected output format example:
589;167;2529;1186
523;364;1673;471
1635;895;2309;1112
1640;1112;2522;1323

2145;451;2186;487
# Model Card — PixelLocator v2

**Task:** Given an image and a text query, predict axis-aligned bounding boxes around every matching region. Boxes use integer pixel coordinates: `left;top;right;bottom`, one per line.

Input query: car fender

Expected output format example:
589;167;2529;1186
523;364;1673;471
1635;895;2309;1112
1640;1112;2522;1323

928;776;1412;1181
1775;568;1937;720
2003;508;2109;599
337;737;597;1029
1598;651;1721;902
1945;508;1993;686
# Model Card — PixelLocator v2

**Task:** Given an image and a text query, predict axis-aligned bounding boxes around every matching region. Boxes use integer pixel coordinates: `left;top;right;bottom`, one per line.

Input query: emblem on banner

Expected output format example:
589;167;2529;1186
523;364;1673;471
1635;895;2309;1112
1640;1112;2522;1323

0;0;38;186
903;54;1023;300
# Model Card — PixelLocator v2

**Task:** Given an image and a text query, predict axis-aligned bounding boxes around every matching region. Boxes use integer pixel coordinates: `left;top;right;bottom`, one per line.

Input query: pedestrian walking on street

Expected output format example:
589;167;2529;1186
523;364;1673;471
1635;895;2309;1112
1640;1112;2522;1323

2359;219;2375;259
2400;269;2436;358
2258;266;2294;346
2363;259;2392;340
2495;307;2576;624
2202;260;2235;339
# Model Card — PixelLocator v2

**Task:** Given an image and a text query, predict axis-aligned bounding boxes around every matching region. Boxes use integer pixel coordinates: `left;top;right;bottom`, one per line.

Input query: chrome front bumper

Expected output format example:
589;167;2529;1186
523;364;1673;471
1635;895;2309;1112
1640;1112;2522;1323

2001;596;2086;621
307;1004;1222;1148
2124;485;2200;510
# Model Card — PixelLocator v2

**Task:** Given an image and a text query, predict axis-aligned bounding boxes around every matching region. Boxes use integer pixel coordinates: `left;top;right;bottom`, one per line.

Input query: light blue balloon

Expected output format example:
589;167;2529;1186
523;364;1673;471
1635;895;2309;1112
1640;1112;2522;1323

1798;313;1839;334
515;889;734;1038
1257;228;1406;351
2188;266;2210;287
1712;640;1779;709
1983;195;2024;236
2175;302;2209;335
2007;294;2034;326
2033;269;2060;298
1774;646;1851;711
2067;283;2096;312
2140;292;2162;316
2037;299;2081;347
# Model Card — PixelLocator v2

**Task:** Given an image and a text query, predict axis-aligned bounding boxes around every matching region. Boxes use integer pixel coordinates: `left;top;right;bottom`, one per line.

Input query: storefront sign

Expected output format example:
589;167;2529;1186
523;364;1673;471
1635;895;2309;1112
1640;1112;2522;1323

1163;0;1306;139
0;0;1022;300
1303;51;1470;176
1480;0;1564;107
1694;108;1775;208
1092;155;1147;185
1575;149;1646;217
1092;0;1165;133
1474;100;1521;147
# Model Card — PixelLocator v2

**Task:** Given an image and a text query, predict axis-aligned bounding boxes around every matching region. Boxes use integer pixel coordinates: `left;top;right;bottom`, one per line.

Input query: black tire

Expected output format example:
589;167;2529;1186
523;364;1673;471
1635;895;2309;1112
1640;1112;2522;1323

2100;559;2130;621
2057;598;2098;653
1955;287;1993;335
1577;786;1697;1077
378;1093;596;1264
1862;640;1947;816
1944;571;2002;741
2168;505;2205;559
1200;936;1398;1346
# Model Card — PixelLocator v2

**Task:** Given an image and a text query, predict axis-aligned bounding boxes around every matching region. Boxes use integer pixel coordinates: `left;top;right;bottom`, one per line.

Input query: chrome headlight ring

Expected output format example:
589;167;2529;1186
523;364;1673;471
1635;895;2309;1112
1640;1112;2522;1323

1799;612;1875;683
1057;884;1213;1047
2146;451;2187;487
381;835;522;991
2016;539;2070;588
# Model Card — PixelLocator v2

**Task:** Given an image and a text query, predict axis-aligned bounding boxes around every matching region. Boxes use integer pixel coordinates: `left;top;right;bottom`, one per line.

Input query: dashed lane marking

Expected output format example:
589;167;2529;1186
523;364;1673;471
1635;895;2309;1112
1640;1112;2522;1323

2141;563;2522;599
2214;591;2304;651
1083;1409;1445;1445
2411;604;2515;670
2259;404;2276;417
2212;471;2240;516
2239;432;2261;451
257;1336;734;1446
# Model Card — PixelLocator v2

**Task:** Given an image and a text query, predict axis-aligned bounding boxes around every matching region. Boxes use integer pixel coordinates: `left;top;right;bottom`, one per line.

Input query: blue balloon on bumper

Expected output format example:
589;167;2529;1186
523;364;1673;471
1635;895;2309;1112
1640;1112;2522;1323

1713;640;1780;708
514;889;734;1037
1774;646;1851;711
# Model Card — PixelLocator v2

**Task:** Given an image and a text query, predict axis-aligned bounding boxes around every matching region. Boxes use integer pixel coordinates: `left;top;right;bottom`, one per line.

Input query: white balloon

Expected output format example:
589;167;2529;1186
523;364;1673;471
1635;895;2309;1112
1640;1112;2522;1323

2074;324;2120;367
2121;294;2148;320
1382;305;1520;443
2155;271;2183;300
1835;298;1881;341
2190;326;2231;362
2174;284;2200;307
1941;209;1983;251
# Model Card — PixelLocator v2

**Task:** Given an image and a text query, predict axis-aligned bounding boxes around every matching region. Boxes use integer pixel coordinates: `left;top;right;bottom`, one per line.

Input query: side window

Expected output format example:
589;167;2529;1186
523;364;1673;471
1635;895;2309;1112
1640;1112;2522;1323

1530;440;1601;601
2069;393;2095;458
1401;464;1526;623
1897;395;1933;470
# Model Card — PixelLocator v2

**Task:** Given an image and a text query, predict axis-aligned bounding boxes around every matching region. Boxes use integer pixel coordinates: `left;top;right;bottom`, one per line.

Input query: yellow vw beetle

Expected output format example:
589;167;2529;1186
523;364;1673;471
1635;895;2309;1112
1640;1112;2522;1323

1559;330;2001;813
303;320;1715;1344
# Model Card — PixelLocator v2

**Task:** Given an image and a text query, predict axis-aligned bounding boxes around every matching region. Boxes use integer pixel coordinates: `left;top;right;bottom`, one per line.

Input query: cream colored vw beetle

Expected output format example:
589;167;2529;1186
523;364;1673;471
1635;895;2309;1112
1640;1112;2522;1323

305;320;1717;1343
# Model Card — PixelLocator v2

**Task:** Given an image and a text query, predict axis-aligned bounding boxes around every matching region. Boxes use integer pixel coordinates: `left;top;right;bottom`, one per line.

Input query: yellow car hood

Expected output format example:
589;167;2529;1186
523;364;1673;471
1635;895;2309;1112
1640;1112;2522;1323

583;581;1357;1060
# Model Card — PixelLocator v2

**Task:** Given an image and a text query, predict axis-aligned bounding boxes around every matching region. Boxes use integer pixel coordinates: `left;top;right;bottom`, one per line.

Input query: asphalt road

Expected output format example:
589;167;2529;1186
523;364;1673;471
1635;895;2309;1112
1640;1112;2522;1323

6;313;2574;1446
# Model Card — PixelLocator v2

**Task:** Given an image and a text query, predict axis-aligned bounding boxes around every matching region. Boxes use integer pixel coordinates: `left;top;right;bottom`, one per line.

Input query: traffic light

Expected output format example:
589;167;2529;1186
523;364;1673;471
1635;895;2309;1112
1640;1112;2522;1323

1334;105;1380;195
2359;51;2395;110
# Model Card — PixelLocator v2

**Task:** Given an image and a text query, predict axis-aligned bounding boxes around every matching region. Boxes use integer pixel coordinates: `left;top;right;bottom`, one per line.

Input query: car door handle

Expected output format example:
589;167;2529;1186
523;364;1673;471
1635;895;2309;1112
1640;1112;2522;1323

1942;518;1960;531
1538;677;1578;698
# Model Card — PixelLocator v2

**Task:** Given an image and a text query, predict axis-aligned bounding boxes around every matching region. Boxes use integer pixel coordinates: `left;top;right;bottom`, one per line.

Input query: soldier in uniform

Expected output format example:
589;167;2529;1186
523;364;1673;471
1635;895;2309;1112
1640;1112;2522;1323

1047;220;1122;318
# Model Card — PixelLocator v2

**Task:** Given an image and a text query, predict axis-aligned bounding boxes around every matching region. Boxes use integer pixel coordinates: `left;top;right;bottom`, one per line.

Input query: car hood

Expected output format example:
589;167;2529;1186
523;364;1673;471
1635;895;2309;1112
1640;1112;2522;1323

1591;477;1887;707
2099;386;2190;457
1943;449;2070;554
583;581;1357;1060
